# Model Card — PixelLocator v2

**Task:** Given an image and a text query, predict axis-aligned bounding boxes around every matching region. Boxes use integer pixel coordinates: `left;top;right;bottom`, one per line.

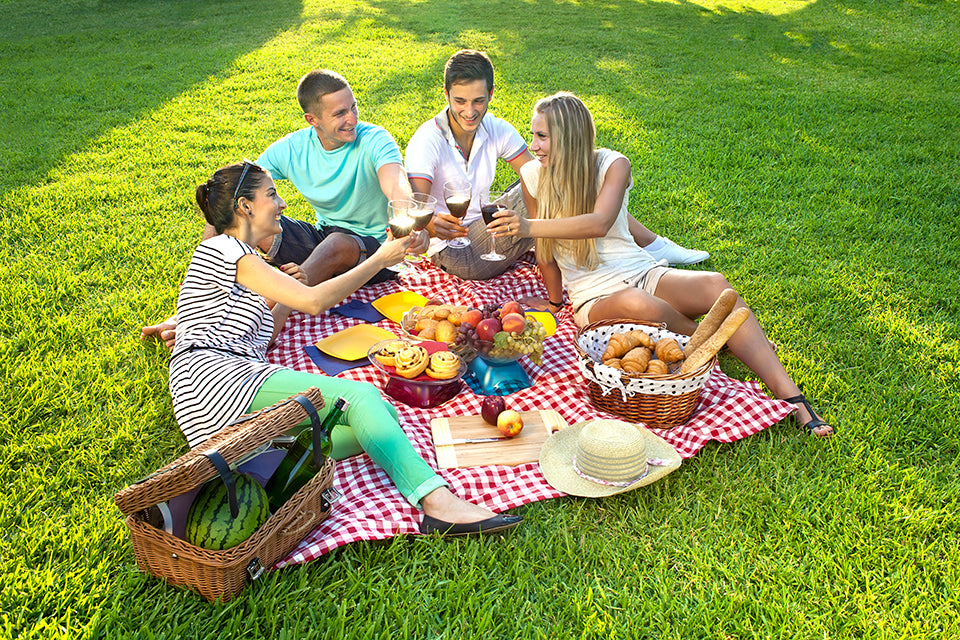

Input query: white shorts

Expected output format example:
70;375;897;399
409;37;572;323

572;266;672;327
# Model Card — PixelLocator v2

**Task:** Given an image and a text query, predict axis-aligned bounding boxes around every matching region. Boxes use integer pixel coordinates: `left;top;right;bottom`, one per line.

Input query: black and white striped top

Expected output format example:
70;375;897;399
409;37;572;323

169;235;284;447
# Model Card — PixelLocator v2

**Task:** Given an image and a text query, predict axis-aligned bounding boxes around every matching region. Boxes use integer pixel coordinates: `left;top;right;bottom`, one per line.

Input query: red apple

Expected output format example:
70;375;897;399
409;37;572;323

475;317;502;342
500;301;523;317
497;410;524;437
481;396;506;425
500;312;526;335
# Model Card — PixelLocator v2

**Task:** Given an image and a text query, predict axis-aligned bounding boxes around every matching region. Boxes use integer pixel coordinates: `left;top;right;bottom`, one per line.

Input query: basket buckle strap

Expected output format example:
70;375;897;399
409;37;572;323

292;394;323;467
201;449;239;519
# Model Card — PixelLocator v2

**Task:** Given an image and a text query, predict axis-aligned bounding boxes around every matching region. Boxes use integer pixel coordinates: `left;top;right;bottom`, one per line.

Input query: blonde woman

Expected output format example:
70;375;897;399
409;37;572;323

490;93;833;437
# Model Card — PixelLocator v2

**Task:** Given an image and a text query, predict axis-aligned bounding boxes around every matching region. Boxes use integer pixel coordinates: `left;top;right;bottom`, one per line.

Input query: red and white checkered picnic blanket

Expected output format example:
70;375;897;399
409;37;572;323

268;256;793;567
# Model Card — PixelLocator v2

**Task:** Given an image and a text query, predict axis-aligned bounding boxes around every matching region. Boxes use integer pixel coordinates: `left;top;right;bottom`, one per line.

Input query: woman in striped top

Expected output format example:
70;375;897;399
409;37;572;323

169;160;521;536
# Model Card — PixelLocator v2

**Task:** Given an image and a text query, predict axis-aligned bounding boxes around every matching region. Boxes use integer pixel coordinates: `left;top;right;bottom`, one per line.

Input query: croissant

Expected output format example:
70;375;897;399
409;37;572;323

602;358;623;370
644;359;669;375
426;351;461;379
621;347;652;373
602;330;654;360
374;340;408;367
654;338;684;364
394;345;428;378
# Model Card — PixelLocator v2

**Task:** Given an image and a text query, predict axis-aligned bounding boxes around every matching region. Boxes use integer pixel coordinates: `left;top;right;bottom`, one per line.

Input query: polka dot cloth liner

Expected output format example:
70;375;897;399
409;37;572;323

576;322;714;402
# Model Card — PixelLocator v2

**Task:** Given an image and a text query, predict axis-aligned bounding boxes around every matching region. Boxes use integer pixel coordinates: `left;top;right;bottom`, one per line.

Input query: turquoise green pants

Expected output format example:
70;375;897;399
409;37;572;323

249;368;446;507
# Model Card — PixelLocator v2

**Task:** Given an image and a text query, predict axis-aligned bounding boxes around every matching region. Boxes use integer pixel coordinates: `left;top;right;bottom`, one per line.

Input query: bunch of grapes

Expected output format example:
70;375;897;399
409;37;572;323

488;318;547;364
454;322;478;346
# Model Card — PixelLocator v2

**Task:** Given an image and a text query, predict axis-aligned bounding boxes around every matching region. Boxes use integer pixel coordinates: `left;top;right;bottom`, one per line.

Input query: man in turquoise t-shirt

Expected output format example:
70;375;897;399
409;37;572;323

253;69;423;286
140;70;422;347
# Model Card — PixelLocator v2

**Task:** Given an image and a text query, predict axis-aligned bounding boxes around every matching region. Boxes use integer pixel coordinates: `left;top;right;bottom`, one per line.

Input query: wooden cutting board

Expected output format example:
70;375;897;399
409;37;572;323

431;410;569;469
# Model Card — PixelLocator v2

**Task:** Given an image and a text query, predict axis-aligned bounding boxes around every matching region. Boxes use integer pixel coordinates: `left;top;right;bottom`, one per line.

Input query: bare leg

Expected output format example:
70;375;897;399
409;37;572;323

589;271;832;436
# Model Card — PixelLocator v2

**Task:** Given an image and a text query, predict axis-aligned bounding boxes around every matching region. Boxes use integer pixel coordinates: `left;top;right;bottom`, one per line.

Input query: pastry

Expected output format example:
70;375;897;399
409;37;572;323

681;307;750;374
394;345;429;378
374;340;407;367
426;351;461;379
602;329;654;360
685;289;737;356
602;358;623;370
621;346;652;373
415;317;439;333
644;359;669;375
654;338;684;364
435;319;458;343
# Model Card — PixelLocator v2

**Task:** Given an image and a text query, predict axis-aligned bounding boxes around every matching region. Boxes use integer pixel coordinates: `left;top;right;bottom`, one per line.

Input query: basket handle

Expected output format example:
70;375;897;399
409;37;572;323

279;510;316;537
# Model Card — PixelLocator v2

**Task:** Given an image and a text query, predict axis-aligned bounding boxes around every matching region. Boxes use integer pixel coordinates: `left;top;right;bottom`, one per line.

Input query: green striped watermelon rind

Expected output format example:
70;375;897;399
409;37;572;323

185;473;270;551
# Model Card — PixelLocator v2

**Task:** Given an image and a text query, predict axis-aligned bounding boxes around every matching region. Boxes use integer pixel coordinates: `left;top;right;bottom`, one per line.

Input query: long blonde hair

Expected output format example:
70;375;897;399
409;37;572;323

533;92;599;269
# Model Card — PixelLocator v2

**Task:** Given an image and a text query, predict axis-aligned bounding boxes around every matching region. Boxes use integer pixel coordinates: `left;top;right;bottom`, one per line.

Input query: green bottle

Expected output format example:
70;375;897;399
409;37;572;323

265;397;348;512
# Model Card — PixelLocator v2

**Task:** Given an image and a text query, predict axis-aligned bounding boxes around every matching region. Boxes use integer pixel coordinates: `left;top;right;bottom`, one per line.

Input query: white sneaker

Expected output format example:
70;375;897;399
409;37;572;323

646;237;710;266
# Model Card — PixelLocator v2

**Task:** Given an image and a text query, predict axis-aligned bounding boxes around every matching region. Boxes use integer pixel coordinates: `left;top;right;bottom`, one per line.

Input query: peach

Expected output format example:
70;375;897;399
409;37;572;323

500;312;527;335
500;301;523;317
461;308;483;329
476;317;502;342
497;410;524;437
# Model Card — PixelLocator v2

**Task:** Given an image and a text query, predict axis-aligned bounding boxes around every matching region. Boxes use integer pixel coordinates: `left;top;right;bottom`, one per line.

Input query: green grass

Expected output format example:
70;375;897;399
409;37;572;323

2;0;959;637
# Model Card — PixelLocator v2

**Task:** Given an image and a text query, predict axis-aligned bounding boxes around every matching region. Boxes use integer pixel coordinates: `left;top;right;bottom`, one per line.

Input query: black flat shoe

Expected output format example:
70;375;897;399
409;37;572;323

419;513;523;536
783;393;835;438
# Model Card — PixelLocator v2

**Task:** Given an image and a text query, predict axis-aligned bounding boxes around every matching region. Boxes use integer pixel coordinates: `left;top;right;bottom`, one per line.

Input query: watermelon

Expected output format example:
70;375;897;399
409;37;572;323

185;473;270;550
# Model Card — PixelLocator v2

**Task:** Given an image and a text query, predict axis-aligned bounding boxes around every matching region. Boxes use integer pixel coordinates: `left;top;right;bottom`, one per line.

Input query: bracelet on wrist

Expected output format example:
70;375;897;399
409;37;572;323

548;300;563;308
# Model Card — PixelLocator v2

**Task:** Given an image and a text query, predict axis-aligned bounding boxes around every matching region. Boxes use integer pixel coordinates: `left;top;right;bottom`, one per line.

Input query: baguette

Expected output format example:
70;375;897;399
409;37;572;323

680;306;750;374
684;289;738;356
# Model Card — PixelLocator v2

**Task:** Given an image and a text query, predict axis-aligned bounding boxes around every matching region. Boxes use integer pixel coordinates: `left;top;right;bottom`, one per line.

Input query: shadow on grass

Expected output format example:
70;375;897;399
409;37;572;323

0;0;305;194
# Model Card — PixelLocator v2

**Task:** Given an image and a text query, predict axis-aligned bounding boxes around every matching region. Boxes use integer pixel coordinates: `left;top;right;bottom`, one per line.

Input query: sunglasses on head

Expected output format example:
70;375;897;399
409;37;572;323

233;159;257;206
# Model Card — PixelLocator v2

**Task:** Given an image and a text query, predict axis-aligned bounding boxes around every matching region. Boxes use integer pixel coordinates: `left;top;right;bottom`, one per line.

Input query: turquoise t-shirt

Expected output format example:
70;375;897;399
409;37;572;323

257;121;402;242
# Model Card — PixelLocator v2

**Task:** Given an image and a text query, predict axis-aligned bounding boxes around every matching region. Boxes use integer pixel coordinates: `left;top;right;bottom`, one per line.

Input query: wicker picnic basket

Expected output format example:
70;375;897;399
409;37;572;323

574;320;717;429
114;387;336;603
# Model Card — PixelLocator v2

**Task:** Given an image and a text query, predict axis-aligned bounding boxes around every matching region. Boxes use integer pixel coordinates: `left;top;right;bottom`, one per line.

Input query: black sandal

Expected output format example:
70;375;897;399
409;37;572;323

783;394;835;438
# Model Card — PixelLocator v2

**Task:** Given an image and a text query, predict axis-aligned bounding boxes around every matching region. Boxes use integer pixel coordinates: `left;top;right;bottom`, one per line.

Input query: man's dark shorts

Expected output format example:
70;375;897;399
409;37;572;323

262;216;396;285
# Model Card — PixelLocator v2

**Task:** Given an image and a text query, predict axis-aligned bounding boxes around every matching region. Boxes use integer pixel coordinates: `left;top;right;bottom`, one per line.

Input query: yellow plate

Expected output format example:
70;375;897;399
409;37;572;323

371;291;429;323
315;325;398;361
526;311;557;337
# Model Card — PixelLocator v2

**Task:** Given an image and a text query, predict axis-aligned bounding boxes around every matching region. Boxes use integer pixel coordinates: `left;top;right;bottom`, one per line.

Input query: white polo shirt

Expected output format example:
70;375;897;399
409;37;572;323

405;107;527;253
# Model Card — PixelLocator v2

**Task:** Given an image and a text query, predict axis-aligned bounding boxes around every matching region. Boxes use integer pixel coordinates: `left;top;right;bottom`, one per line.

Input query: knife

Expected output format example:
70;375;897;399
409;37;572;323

434;436;510;446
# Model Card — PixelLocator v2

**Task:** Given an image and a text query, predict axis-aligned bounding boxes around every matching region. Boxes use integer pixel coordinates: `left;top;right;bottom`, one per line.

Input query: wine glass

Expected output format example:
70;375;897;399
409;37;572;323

479;190;506;261
443;179;472;249
405;193;437;263
386;199;415;272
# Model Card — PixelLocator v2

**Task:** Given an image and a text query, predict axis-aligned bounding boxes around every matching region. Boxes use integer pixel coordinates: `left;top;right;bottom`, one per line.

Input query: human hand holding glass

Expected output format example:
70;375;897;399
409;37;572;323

387;199;415;272
480;191;507;261
405;193;437;262
443;179;472;248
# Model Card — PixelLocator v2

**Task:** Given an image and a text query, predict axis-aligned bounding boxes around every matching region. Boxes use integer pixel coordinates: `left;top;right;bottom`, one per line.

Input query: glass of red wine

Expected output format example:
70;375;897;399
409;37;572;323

443;179;472;249
405;193;437;263
387;199;415;272
480;190;506;261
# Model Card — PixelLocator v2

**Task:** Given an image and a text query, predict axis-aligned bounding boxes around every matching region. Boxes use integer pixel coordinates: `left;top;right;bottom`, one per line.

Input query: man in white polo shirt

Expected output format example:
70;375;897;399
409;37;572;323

405;50;533;280
405;50;708;281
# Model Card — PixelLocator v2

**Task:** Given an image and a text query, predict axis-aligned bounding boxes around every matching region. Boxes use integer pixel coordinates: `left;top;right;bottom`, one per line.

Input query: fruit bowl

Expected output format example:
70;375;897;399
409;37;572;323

367;340;466;408
400;301;547;366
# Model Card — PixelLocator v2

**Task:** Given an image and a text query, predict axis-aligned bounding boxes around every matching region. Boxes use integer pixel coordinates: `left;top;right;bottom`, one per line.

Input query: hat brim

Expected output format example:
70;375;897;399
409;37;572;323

538;420;681;497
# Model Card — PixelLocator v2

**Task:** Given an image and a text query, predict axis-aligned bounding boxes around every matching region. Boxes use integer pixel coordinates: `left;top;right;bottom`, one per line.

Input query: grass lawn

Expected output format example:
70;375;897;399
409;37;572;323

2;0;959;637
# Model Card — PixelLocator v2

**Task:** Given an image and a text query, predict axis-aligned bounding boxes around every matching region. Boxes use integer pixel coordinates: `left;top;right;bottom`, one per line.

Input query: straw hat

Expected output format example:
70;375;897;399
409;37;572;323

538;419;681;497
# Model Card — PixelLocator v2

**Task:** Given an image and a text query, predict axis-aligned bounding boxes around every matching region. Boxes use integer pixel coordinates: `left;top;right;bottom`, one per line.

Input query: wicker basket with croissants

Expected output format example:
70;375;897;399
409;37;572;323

599;289;749;375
